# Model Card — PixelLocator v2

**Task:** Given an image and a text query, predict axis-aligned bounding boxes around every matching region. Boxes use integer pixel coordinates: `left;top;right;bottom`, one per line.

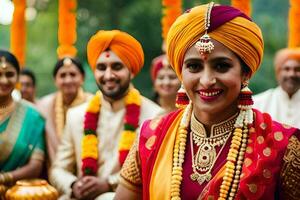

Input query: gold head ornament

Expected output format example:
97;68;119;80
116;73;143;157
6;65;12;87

0;57;7;69
195;2;215;54
63;57;73;67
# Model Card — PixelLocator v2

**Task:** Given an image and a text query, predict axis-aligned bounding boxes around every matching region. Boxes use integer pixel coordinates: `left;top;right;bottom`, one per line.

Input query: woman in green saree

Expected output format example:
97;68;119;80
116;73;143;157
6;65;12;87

0;50;46;186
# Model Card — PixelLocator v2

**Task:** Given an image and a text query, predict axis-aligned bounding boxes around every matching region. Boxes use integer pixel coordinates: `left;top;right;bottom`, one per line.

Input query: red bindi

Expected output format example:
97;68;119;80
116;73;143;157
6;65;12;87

200;53;208;61
105;52;110;58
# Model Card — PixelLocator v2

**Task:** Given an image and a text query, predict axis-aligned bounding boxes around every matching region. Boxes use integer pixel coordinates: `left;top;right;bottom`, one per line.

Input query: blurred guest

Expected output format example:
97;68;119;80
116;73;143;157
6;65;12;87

20;68;36;103
151;54;180;113
0;50;45;188
254;48;300;128
37;57;92;164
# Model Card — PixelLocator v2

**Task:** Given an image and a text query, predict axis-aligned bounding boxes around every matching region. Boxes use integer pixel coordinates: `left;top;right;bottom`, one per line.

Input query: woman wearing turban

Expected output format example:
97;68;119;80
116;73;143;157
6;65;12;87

150;54;180;114
115;3;300;200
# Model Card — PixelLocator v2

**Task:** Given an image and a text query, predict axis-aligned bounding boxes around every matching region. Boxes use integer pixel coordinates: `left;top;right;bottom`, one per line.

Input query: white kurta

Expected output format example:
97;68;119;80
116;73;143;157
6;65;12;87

253;86;300;129
49;93;163;198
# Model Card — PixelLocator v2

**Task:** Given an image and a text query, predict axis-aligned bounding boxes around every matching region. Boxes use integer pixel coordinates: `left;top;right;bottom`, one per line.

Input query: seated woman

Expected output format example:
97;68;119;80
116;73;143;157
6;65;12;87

115;3;300;200
151;54;180;113
37;57;92;164
0;50;45;188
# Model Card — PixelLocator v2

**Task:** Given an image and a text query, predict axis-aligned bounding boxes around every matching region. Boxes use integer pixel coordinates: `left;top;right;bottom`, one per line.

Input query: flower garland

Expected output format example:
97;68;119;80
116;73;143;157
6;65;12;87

161;0;182;42
10;0;26;67
54;88;86;137
288;0;300;47
57;0;77;58
81;88;141;176
170;103;192;200
231;0;252;17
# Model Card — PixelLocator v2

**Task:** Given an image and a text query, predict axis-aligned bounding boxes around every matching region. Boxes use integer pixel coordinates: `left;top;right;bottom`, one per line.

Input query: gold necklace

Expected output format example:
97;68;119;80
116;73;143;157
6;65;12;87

0;101;15;122
190;130;231;184
189;113;237;184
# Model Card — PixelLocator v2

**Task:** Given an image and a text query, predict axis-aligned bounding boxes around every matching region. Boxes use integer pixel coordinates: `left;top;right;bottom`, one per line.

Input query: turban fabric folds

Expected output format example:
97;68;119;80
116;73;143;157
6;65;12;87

274;48;300;75
87;30;144;75
167;4;264;80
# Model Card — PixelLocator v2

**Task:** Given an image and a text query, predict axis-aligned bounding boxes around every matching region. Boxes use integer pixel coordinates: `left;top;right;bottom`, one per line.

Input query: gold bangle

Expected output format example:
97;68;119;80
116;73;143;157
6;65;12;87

0;174;4;184
0;173;13;184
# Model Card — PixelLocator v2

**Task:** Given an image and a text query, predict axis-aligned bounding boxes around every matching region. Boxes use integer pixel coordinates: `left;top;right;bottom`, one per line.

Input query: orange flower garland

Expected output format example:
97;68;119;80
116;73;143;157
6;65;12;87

288;0;300;47
81;88;141;175
161;0;182;41
57;0;77;58
10;0;26;67
231;0;252;17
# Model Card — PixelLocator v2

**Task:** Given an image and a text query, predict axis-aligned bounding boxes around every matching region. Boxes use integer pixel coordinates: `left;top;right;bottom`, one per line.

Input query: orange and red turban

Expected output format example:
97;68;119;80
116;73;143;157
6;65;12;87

167;4;264;80
87;30;144;75
274;48;300;75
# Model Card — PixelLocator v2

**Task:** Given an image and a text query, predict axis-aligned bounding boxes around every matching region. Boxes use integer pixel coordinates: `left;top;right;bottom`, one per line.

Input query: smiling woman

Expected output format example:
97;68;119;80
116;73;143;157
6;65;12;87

182;40;248;126
151;54;180;114
0;50;46;193
37;57;92;164
114;3;300;200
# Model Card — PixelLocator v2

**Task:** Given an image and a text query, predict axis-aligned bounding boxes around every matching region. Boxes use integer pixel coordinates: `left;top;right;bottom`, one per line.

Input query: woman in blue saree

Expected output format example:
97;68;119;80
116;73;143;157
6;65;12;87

0;50;45;186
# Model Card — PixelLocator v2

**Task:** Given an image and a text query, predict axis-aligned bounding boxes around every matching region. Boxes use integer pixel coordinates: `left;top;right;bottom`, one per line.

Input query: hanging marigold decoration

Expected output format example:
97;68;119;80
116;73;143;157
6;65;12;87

161;0;182;42
231;0;252;17
10;0;26;67
288;0;300;47
57;0;77;58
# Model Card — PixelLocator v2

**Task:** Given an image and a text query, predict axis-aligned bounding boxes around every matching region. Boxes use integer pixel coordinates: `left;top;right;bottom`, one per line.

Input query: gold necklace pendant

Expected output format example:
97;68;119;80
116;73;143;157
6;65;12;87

195;143;216;172
190;132;231;185
190;168;212;184
189;113;237;185
190;131;225;184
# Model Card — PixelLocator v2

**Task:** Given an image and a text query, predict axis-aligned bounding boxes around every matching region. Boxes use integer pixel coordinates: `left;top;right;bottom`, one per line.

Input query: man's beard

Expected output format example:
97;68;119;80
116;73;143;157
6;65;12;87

97;79;131;101
282;76;300;94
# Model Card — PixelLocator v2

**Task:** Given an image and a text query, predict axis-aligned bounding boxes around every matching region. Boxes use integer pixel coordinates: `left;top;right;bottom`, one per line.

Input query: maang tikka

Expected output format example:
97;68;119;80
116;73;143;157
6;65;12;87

63;57;73;67
0;57;7;69
195;2;215;54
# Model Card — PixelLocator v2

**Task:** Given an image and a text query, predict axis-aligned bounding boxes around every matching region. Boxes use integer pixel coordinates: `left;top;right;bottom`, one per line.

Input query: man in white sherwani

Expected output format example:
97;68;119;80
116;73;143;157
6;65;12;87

50;30;163;200
254;48;300;128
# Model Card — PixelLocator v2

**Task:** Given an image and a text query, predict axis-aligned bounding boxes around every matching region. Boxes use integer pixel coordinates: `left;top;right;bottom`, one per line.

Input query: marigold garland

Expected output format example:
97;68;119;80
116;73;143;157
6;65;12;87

231;0;252;17
57;0;77;58
10;0;26;67
54;88;86;137
82;88;141;176
288;0;300;47
161;0;182;42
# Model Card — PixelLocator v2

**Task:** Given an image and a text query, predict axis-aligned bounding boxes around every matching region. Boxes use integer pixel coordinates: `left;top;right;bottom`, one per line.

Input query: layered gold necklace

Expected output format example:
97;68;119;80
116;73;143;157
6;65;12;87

190;112;237;184
0;100;15;122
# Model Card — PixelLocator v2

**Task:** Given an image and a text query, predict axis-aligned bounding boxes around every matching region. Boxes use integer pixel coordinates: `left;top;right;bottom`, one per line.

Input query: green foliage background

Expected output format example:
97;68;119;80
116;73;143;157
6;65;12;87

0;0;289;98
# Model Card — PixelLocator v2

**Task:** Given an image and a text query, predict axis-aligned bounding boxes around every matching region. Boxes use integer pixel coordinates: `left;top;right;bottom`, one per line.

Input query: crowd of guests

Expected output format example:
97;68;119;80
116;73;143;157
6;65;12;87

0;2;300;200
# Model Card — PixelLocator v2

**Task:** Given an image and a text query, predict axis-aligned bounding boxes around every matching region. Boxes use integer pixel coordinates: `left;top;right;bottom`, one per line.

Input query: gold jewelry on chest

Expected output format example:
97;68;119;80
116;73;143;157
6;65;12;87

190;113;237;184
0;101;15;122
